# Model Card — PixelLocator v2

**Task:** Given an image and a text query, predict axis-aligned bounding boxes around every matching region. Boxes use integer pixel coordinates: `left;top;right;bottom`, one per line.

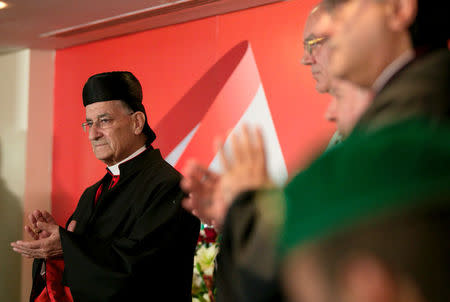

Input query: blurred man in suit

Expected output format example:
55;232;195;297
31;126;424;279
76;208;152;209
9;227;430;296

181;4;372;302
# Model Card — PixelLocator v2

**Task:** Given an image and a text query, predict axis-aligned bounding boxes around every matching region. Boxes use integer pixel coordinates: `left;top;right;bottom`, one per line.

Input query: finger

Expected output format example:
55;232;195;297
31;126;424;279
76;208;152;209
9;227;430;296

12;245;36;255
199;167;215;181
184;187;215;221
67;220;77;232
240;124;253;161
28;213;37;227
42;211;57;224
203;170;219;187
33;210;45;223
12;239;62;259
24;225;39;240
11;246;33;257
230;133;244;163
182;161;208;189
12;246;44;259
36;221;57;233
40;231;50;238
11;240;42;250
254;127;267;168
216;138;230;171
180;177;193;193
25;226;39;240
37;231;51;240
181;176;203;197
184;160;217;185
182;196;194;212
183;160;205;179
183;162;219;197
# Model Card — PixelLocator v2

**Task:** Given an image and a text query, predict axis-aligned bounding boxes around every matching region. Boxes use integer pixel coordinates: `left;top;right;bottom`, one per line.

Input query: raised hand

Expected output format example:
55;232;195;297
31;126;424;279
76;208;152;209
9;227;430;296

182;125;272;231
181;160;221;226
216;125;272;207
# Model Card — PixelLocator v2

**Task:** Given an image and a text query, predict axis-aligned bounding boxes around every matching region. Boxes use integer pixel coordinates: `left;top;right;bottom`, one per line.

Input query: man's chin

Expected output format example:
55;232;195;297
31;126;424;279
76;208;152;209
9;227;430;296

315;82;329;94
93;151;113;164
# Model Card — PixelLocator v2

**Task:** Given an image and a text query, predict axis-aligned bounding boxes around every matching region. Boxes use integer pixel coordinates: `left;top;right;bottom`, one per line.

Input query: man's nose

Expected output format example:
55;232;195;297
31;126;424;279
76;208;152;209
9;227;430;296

301;50;315;66
325;98;338;122
88;125;103;141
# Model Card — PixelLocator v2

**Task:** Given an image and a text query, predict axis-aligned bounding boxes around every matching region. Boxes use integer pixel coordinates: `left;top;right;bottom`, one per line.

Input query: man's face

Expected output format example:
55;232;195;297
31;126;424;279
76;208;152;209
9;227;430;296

301;8;332;93
325;79;372;137
324;0;393;87
85;100;137;166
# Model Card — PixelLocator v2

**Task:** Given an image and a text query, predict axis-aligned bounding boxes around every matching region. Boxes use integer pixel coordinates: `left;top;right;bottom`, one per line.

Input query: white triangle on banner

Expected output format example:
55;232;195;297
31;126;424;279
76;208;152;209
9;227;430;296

208;84;288;185
165;123;200;166
164;85;287;186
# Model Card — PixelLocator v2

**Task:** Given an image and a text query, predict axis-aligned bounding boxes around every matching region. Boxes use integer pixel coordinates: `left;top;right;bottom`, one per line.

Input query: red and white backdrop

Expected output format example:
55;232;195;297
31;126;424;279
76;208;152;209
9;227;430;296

52;0;333;225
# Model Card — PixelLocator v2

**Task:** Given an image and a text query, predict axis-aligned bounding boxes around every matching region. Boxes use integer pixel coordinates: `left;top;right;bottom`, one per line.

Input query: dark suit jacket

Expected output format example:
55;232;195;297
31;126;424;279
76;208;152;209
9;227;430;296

358;48;450;131
217;190;285;302
216;48;450;302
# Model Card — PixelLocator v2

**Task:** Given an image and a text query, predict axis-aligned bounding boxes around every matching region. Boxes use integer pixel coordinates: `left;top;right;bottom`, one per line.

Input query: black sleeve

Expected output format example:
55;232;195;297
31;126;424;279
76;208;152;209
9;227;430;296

216;190;285;302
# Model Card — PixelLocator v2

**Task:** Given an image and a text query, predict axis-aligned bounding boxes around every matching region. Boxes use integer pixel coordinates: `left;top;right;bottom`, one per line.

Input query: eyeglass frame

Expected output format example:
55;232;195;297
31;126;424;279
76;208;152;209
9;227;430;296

81;112;134;133
303;36;329;55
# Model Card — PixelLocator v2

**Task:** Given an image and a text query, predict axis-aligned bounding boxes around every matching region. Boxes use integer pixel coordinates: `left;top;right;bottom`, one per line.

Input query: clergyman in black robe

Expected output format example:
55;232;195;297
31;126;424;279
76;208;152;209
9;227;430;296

12;71;200;302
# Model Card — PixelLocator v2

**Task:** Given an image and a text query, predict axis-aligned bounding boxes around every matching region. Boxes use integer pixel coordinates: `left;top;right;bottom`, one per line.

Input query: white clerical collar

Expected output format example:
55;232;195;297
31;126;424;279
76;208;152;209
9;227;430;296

372;49;415;93
107;145;146;176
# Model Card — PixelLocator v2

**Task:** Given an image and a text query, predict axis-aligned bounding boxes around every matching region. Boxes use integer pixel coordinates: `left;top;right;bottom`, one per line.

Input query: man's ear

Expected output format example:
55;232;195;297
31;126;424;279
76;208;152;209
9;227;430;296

339;255;397;302
132;112;146;135
386;0;417;31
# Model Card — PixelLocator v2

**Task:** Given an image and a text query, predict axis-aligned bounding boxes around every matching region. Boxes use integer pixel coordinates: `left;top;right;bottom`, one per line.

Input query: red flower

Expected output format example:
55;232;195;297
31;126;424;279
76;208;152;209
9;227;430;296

203;227;217;243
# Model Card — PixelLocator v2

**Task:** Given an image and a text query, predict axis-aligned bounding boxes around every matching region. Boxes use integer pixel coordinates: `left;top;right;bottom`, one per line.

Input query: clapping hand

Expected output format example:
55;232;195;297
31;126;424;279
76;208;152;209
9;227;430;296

11;210;76;259
24;210;56;240
182;125;272;231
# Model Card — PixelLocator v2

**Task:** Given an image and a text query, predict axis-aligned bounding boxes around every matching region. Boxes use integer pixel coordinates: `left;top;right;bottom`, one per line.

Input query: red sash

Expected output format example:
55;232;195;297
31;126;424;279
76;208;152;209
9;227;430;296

35;259;73;302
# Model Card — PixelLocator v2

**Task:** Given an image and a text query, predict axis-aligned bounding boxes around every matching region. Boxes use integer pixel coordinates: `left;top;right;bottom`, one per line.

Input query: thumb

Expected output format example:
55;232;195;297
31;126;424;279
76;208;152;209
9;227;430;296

36;221;57;233
67;220;77;232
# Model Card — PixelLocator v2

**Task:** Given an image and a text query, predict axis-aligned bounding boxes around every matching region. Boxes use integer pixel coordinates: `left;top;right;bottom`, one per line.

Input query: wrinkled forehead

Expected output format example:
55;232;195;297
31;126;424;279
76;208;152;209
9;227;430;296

85;100;127;118
303;8;322;42
322;0;353;11
303;5;334;43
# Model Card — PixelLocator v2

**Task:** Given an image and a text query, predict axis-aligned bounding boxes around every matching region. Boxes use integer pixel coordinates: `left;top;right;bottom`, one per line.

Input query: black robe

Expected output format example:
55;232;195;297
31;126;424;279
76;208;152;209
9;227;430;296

31;148;200;302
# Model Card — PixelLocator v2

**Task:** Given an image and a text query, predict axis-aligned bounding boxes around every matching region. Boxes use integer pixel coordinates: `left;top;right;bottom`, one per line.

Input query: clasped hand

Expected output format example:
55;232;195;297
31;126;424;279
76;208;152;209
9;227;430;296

11;210;76;259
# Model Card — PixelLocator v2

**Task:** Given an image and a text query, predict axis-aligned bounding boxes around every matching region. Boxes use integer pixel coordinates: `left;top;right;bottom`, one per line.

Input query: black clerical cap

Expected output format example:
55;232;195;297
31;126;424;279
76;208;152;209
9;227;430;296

82;71;156;144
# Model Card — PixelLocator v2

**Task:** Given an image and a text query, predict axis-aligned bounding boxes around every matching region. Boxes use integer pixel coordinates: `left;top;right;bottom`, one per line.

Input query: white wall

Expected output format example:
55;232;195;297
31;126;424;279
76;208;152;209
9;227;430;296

0;48;55;302
21;49;55;302
0;49;30;302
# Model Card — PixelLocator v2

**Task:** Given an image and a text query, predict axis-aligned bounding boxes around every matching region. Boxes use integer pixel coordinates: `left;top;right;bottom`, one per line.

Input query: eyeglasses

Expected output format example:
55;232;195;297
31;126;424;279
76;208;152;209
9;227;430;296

81;117;115;133
82;112;134;133
304;36;328;55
